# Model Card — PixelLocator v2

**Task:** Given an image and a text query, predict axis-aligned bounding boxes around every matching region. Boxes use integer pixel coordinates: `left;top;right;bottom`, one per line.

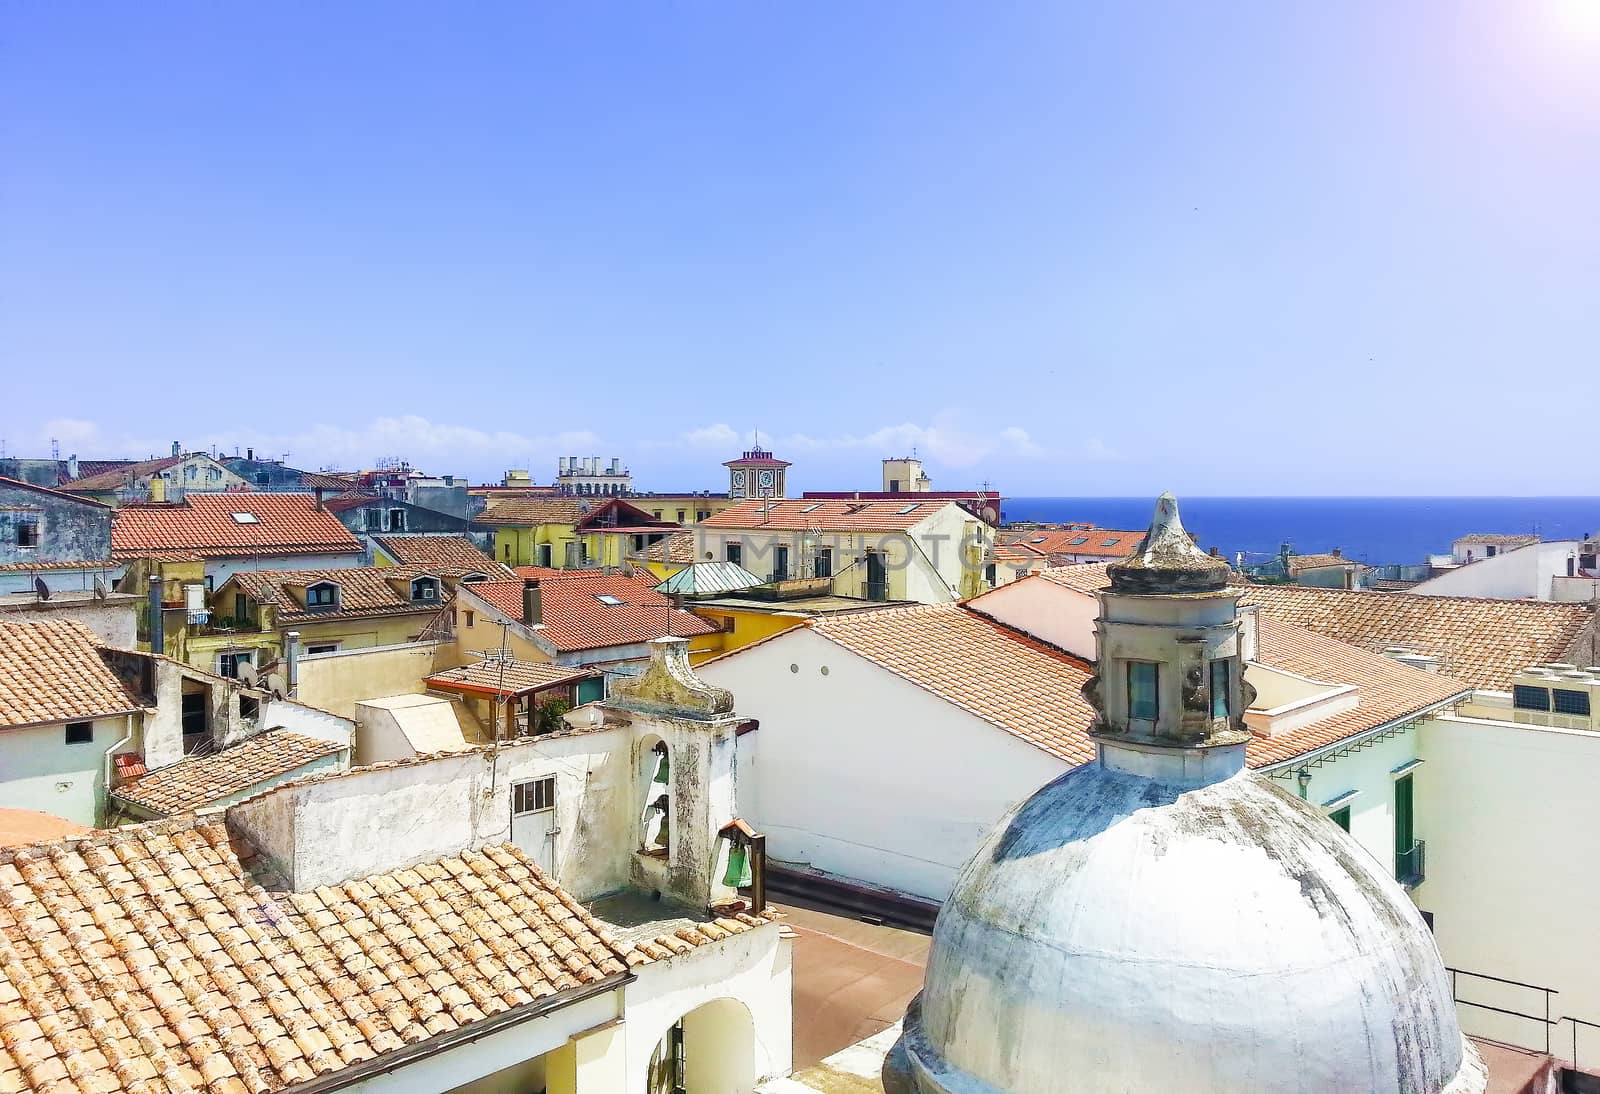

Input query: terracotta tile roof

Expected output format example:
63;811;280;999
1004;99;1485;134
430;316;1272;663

1036;562;1596;692
112;732;345;816
641;530;698;565
1288;553;1360;573
1003;528;1144;558
0;475;110;509
74;460;137;481
1245;618;1471;765
621;911;779;965
0;559;117;573
426;660;599;697
111;494;362;561
808;604;1099;765
225;567;447;625
992;542;1046;563
372;536;509;578
0;819;630;1093
1455;533;1540;547
699;498;963;533
113;754;147;779
299;472;358;491
321;489;381;514
463;573;718;653
0;810;88;850
475;497;590;526
60;455;185;492
511;566;571;582
1238;582;1596;691
0;620;144;728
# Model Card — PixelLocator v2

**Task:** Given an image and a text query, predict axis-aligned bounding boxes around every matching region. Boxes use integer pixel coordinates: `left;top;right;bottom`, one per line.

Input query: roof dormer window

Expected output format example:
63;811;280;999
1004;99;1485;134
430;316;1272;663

305;581;339;609
410;577;439;601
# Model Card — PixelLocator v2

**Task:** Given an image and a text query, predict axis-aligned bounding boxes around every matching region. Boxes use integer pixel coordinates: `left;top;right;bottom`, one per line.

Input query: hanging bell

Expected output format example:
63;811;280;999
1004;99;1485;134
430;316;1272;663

652;748;670;784
651;797;671;849
721;842;752;888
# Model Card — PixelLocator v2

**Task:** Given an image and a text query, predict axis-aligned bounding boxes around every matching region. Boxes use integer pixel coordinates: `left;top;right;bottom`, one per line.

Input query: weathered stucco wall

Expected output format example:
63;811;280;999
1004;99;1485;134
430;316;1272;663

295;641;446;718
0;714;131;826
0;595;138;648
0;482;111;567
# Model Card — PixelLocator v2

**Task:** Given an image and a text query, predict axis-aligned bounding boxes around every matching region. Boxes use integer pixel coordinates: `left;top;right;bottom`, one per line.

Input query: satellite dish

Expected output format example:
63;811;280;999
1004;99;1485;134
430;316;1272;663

237;664;259;689
93;577;108;600
266;672;287;699
33;577;50;601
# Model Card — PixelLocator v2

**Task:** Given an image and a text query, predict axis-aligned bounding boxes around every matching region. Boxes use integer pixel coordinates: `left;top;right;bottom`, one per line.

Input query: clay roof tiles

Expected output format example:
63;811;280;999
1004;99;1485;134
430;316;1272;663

59;455;185;492
475;497;591;527
0;818;630;1094
0;620;144;728
111;494;362;561
112;731;345;816
464;573;717;652
226;567;447;625
371;536;508;577
698;498;964;533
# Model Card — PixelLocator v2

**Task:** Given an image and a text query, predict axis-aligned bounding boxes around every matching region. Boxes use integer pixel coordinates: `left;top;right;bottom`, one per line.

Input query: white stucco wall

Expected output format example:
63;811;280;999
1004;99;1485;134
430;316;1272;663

204;551;364;588
262;697;356;747
0;714;131;826
624;926;794;1091
701;628;1067;901
1412;542;1577;600
0;596;138;648
967;575;1098;657
1417;714;1600;1060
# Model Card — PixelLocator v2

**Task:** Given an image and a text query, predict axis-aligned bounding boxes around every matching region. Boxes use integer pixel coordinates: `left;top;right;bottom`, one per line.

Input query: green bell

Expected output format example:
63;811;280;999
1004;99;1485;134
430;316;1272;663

652;749;670;784
651;798;671;849
722;843;753;888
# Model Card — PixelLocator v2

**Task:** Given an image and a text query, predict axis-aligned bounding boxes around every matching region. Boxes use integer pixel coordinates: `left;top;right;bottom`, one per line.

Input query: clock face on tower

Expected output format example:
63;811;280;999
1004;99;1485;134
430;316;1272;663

758;469;775;489
731;469;747;497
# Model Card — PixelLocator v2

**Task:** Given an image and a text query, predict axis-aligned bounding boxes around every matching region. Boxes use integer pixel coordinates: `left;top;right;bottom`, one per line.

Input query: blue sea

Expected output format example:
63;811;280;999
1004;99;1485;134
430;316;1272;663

1004;497;1600;568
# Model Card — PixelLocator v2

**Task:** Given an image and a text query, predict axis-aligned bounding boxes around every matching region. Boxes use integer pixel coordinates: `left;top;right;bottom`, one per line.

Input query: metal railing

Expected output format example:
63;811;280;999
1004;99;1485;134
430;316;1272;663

1397;839;1426;887
1448;966;1555;1055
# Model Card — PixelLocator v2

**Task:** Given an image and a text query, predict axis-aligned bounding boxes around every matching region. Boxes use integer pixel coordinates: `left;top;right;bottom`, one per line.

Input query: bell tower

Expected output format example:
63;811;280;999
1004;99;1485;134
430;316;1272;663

1083;493;1254;783
723;445;791;500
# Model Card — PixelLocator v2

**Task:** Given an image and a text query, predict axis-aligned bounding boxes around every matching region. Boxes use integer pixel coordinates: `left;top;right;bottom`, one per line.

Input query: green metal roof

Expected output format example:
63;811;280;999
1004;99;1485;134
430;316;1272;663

655;561;765;597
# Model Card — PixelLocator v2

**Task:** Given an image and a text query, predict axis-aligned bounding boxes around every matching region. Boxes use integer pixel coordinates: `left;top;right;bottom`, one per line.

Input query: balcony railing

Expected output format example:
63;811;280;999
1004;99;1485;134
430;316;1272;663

1397;839;1425;888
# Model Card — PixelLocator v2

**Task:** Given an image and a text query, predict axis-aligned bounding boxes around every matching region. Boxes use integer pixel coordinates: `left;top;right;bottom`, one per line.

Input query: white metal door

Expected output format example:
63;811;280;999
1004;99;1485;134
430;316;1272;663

511;776;558;874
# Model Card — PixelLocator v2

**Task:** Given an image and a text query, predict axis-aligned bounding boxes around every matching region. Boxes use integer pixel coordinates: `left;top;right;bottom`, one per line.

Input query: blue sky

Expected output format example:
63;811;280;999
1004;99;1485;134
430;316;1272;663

4;3;1598;495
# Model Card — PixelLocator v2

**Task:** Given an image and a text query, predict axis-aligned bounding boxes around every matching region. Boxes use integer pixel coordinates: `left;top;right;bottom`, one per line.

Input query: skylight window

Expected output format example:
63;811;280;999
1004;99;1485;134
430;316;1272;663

231;512;259;524
1068;536;1090;546
595;594;625;606
1030;535;1047;544
799;503;823;513
897;504;920;515
1101;538;1120;547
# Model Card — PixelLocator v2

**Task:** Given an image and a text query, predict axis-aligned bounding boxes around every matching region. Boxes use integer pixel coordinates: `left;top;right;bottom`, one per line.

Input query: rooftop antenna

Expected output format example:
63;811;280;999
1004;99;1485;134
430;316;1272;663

50;438;59;461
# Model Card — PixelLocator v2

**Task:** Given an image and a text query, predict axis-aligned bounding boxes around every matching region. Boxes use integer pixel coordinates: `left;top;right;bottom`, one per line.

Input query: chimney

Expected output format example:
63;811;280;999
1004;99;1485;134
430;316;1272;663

523;579;542;625
66;453;78;479
1208;546;1221;558
172;441;181;457
286;631;301;692
147;574;165;655
1332;547;1342;558
314;488;326;510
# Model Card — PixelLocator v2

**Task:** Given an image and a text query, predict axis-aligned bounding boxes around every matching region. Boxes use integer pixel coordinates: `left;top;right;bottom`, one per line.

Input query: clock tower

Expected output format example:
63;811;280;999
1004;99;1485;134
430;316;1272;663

723;445;791;500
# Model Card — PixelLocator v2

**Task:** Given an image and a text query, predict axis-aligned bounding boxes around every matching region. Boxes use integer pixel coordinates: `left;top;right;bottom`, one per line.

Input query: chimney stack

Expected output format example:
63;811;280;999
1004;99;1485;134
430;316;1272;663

1332;547;1343;558
523;579;542;625
147;574;165;655
246;447;254;461
172;441;181;457
314;488;326;510
286;631;301;692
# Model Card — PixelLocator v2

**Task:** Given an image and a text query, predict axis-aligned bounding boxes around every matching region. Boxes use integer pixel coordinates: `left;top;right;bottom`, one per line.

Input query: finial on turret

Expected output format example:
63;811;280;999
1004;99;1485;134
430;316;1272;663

1106;492;1231;595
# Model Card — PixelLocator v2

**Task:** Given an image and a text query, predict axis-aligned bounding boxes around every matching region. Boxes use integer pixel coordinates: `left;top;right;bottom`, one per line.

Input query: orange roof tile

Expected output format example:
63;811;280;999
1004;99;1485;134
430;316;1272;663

224;567;448;625
373;535;508;577
463;573;717;653
0;818;630;1093
59;454;185;492
0;810;88;849
699;498;965;533
112;731;345;815
111;494;362;561
1003;528;1145;558
0;620;144;728
475;497;592;526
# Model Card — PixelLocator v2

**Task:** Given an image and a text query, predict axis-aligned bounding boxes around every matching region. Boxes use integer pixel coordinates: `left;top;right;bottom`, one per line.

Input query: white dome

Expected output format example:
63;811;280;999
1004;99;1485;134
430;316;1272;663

889;755;1486;1094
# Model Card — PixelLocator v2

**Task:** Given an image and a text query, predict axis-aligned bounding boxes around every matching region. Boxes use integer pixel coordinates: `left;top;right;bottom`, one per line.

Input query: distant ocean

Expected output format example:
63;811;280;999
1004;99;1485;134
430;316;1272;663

1003;497;1600;568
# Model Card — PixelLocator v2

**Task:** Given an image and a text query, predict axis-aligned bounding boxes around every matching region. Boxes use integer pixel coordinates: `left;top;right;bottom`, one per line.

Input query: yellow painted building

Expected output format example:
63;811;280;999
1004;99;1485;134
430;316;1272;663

478;497;679;570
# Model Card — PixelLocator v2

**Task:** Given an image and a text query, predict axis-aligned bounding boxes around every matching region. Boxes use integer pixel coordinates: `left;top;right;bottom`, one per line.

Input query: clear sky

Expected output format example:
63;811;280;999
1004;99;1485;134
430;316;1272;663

4;3;1598;495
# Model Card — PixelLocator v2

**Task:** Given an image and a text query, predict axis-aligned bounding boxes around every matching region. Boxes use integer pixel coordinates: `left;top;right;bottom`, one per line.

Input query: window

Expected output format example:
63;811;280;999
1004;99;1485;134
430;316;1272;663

1329;806;1351;832
305;582;338;608
239;696;259;721
1068;536;1090;546
1394;772;1417;882
1210;660;1230;719
1554;689;1592;716
218;650;253;678
306;643;339;655
388;509;406;532
411;577;438;601
814;548;833;579
1486;545;1498;558
504;543;511;559
799;503;823;514
465;610;475;628
512;776;556;815
726;543;742;565
255;472;270;487
234;592;249;621
16;519;38;549
1513;685;1551;711
595;593;625;606
364;508;383;531
204;575;214;593
697;510;709;521
64;721;93;745
1128;662;1159;721
772;545;789;581
676;510;686;522
897;503;920;515
985;563;997;585
1101;538;1120;548
1030;535;1047;544
230;512;259;524
652;510;663;520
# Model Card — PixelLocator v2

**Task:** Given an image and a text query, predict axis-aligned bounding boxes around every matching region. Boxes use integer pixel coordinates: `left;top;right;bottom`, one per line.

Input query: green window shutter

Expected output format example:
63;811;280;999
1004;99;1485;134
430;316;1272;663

1394;774;1414;859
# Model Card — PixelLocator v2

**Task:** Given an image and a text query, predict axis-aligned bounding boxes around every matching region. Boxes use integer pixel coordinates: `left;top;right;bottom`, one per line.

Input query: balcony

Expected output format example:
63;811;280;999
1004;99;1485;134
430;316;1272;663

188;615;263;637
1397;839;1425;888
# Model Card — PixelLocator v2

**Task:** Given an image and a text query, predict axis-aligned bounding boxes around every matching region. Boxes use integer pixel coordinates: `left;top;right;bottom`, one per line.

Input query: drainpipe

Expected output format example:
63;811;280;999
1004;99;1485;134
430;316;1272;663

102;710;137;822
148;573;165;655
286;630;300;695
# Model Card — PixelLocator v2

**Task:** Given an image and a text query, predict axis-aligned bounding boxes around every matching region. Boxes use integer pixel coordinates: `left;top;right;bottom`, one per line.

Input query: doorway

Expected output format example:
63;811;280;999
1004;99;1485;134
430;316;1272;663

511;775;558;874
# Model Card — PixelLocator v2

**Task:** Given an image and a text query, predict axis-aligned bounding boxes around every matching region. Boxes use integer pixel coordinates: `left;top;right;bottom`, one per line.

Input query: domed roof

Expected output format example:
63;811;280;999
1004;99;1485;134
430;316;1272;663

887;759;1485;1094
1107;492;1230;595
